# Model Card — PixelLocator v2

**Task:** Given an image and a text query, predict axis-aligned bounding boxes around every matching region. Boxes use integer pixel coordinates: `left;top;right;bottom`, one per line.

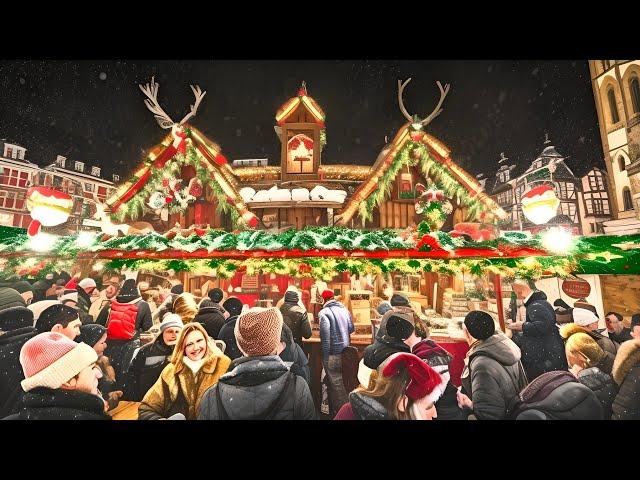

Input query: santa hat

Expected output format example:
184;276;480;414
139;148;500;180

321;289;334;301
572;307;599;327
78;278;97;290
382;352;445;405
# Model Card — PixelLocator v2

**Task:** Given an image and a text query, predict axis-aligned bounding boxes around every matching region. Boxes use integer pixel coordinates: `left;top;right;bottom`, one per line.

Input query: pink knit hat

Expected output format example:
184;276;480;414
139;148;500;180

234;307;283;356
20;332;98;392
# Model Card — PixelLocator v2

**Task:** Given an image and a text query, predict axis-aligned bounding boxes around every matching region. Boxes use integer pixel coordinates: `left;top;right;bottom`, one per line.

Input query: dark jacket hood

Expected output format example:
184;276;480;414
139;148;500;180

469;332;521;367
349;391;389;420
19;387;110;420
578;367;614;391
525;290;548;306
0;326;37;346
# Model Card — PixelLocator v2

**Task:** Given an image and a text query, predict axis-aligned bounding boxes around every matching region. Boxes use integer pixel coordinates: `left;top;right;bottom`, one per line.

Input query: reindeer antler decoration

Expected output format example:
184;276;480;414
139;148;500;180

398;78;450;130
138;76;207;129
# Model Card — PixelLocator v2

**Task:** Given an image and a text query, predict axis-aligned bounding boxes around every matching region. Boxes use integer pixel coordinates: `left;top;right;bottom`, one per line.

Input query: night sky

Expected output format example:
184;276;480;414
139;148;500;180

0;60;603;183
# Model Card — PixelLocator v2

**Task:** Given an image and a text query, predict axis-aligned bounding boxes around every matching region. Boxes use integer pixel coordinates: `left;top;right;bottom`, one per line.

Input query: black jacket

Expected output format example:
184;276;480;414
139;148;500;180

577;367;617;419
363;314;411;369
76;287;94;325
608;328;633;345
347;391;389;420
17;387;111;420
514;291;568;380
280;302;312;346
611;338;640;420
515;372;603;420
217;316;242;360
461;332;528;420
0;326;38;418
123;334;175;401
194;304;226;339
198;355;316;420
280;341;311;385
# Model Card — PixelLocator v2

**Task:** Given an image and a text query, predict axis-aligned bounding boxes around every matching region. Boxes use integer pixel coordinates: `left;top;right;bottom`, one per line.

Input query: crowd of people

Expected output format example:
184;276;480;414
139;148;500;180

1;271;639;420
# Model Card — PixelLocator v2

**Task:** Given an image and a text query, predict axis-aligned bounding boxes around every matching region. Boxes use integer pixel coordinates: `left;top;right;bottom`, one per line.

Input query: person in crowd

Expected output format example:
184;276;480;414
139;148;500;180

507;279;567;380
564;331;617;418
318;289;354;417
75;278;97;324
335;352;444;420
363;309;413;370
276;285;306;310
30;279;50;303
217;297;245;361
28;300;60;327
96;278;153;383
89;277;120;320
372;302;393;341
278;323;310;384
390;293;411;308
199;307;315;420
561;308;619;356
35;304;82;340
124;314;183;401
207;287;226;309
172;292;199;325
12;332;110;420
514;370;603;420
138;322;230;420
605;311;633;344
0;287;27;311
12;281;33;305
76;324;122;410
153;283;184;323
194;297;225;339
632;314;640;340
457;311;528;420
0;305;37;418
279;289;312;347
611;337;640;420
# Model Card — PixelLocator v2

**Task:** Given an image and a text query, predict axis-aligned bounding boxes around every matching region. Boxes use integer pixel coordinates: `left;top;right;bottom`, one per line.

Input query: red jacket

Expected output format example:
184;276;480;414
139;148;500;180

334;402;357;420
106;300;139;340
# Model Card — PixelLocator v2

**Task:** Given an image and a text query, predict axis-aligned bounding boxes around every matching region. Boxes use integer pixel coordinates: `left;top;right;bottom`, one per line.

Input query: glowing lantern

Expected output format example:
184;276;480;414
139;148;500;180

521;185;560;225
25;187;73;236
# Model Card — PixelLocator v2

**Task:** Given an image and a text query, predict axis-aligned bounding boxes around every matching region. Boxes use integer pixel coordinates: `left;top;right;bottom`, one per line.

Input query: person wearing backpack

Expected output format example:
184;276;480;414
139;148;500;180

96;279;153;384
457;311;528;420
199;307;316;420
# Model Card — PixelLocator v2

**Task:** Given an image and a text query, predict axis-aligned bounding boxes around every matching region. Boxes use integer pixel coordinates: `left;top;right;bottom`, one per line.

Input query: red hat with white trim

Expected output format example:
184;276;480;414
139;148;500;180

382;352;446;405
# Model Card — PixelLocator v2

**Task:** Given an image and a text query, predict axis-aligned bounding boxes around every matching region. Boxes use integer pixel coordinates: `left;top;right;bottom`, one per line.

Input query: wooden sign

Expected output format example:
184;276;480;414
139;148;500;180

562;279;591;299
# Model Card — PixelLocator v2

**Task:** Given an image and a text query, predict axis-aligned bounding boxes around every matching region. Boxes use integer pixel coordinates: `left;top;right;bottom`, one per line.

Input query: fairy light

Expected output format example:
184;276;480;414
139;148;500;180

76;231;97;248
28;232;58;253
541;227;575;255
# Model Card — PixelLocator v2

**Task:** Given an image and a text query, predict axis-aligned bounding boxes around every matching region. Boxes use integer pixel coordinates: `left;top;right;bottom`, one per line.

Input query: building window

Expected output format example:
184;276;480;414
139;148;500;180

557;182;575;200
588;173;605;191
630;76;640;114
5;147;13;158
590;223;596;233
623;187;633;211
91;166;101;177
608;88;620;124
112;174;120;182
84;183;94;192
592;198;605;215
497;190;513;206
74;161;85;173
619;156;627;171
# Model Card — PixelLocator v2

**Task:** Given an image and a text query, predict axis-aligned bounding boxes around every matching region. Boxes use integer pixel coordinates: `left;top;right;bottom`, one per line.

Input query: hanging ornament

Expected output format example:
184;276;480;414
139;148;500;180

188;177;203;198
414;183;450;232
171;125;188;154
148;191;166;210
521;184;560;225
25;187;73;236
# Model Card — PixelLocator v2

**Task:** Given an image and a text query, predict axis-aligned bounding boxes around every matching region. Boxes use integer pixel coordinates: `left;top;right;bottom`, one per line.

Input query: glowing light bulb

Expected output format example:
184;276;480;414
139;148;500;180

28;232;58;253
541;227;575;255
76;231;97;248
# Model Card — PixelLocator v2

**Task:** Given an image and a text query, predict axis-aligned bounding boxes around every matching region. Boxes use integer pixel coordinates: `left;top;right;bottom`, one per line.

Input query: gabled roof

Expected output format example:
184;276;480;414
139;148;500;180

275;85;325;127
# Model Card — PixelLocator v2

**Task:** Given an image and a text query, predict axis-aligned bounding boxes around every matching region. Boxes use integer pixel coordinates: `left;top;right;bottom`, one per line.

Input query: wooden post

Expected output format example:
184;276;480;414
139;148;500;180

493;274;506;332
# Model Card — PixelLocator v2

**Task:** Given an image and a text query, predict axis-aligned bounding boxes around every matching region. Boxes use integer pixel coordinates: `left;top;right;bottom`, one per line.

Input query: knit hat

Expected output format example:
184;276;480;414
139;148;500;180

208;288;224;303
0;287;27;312
565;332;605;368
13;281;33;295
377;302;393;316
31;280;50;293
234;307;283;356
78;278;97;290
0;306;34;331
160;313;184;332
284;290;300;304
631;314;640;328
382;352;445;404
223;297;244;317
20;332;98;392
35;304;80;333
76;324;107;347
116;279;140;302
379;309;415;342
572;307;599;327
59;292;78;305
28;300;61;324
464;311;495;340
170;284;184;295
321;289;334;301
574;299;598;317
390;293;410;307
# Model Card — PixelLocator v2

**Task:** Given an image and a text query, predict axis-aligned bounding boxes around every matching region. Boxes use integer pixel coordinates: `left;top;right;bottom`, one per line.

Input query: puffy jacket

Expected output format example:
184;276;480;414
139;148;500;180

560;323;619;358
123;334;175;401
611;338;640;420
461;332;528;420
334;391;389;420
198;355;316;420
515;291;568;380
577;367;617;419
280;340;311;385
0;326;38;417
16;387;111;420
280;302;312;346
96;297;153;338
318;300;353;359
106;301;138;340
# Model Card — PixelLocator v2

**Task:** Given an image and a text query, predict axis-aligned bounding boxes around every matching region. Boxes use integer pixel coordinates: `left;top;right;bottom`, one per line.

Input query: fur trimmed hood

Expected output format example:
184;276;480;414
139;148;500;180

612;338;640;385
560;322;593;340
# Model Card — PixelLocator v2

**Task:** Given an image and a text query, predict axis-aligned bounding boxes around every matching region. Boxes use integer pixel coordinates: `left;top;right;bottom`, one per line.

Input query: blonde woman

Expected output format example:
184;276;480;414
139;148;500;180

138;322;231;420
173;292;199;324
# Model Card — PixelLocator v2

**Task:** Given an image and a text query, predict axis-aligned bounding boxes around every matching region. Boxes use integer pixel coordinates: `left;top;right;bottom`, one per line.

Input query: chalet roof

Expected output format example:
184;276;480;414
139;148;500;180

275;84;325;126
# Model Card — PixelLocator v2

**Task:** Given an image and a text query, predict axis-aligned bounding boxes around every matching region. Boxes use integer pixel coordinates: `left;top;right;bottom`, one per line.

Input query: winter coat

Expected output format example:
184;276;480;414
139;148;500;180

0;287;26;311
280;302;312;346
334;391;389;420
76;287;93;325
198;355;316;420
217;316;242;360
96;297;153;335
560;323;619;357
611;338;640;420
577;367;617;419
515;291;568;380
280;340;311;385
318;300;353;359
363;313;411;369
515;371;603;420
460;332;528;420
0;326;38;417
138;345;230;420
16;387;111;420
123;334;175;401
608;328;633;345
194;304;226;339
